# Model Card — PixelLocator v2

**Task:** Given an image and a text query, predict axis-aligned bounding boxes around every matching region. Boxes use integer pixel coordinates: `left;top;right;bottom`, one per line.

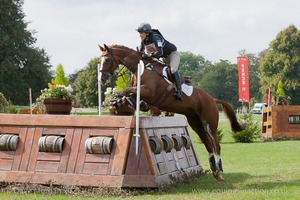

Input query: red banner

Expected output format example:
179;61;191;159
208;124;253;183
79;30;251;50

237;56;250;102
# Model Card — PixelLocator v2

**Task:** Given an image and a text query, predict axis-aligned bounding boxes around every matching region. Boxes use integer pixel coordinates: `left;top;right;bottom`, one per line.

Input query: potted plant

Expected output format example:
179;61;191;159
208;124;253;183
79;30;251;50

36;82;75;115
103;87;135;116
272;80;290;106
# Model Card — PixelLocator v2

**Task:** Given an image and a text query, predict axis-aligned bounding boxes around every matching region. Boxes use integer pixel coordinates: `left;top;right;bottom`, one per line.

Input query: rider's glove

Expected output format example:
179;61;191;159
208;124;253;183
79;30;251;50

142;53;152;59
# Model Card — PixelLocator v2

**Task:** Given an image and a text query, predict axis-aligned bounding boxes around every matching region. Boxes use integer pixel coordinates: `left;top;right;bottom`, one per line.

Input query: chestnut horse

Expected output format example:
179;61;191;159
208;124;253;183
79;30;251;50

99;44;244;181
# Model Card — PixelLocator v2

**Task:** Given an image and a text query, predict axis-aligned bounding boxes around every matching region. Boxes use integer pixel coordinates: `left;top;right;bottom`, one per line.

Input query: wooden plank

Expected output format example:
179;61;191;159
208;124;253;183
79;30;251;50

27;128;43;171
58;128;74;173
122;175;157;188
42;128;67;135
124;136;139;175
19;128;35;171
11;128;27;171
74;128;91;174
82;163;109;175
137;144;152;175
0;114;135;129
0;159;13;171
155;154;164;163
272;132;300;138
85;154;110;163
110;128;132;175
263;121;272;126
37;152;61;161
34;161;59;172
188;155;197;166
89;128;117;137
0;127;20;134
157;162;167;174
0;171;125;187
272;106;300;112
155;165;203;186
0;151;15;159
140;117;187;128
66;128;82;173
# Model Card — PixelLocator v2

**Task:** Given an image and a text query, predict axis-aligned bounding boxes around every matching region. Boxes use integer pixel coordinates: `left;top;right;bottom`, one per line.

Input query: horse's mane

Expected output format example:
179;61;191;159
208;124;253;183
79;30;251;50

110;44;137;52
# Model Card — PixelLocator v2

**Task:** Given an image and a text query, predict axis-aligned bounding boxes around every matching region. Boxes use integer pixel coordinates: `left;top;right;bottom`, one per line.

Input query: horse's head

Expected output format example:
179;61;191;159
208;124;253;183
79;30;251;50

99;44;119;84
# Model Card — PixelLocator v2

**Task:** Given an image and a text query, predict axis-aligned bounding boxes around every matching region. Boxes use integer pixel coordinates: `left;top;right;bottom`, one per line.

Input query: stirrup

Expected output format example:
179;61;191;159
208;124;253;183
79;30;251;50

174;91;182;100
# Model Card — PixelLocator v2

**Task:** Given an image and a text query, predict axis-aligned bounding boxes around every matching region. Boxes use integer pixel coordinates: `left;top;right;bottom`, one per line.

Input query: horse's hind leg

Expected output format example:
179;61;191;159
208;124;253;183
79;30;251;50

203;121;224;182
186;115;224;181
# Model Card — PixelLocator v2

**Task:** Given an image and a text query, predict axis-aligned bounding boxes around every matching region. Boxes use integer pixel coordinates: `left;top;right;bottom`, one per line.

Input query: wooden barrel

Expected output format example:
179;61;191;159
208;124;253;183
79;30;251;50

38;135;65;153
181;135;192;149
0;134;19;151
149;137;163;154
161;135;174;153
85;137;113;154
172;135;183;151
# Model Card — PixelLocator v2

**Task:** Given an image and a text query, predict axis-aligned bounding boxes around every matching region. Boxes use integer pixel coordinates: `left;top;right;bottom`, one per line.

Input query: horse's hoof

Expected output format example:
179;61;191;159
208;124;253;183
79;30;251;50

212;171;218;180
217;171;225;182
212;171;225;182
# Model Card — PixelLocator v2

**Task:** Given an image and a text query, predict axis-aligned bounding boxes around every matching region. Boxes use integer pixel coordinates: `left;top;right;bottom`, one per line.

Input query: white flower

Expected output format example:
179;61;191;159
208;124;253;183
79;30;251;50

65;85;73;93
104;87;113;95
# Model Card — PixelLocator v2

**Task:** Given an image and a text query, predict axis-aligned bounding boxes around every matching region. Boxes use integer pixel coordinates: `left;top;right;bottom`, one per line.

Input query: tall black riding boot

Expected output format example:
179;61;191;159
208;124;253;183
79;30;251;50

172;71;182;100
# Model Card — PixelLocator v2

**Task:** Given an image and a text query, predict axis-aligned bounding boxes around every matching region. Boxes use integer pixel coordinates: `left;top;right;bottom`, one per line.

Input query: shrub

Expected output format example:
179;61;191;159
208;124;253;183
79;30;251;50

232;112;260;143
6;104;18;114
0;92;9;113
217;128;224;142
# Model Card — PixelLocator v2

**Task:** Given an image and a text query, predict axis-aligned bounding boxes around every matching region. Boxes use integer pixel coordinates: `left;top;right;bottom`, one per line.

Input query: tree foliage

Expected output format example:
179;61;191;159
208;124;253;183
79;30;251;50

199;60;240;108
54;64;69;85
0;92;9;113
178;51;211;85
115;66;131;92
72;58;116;107
0;0;52;105
259;25;300;105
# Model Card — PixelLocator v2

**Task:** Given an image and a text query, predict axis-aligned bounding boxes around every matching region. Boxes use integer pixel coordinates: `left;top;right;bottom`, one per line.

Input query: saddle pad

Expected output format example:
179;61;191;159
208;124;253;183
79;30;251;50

162;67;193;96
182;83;193;96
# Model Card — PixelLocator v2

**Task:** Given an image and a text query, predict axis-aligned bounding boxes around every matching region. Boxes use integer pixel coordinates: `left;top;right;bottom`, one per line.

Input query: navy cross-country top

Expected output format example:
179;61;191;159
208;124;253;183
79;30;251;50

138;29;177;58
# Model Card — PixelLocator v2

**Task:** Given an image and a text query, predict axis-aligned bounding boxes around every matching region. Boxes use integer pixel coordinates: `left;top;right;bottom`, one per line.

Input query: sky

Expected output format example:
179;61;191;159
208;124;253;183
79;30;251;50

23;0;300;75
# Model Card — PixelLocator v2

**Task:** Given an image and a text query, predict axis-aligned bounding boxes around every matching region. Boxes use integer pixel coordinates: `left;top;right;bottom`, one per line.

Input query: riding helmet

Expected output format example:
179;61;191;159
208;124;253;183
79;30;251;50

136;22;152;33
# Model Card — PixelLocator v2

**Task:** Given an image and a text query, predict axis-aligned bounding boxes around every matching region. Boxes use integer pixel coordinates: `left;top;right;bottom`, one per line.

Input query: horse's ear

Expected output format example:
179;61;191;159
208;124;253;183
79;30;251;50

104;44;109;50
99;45;105;52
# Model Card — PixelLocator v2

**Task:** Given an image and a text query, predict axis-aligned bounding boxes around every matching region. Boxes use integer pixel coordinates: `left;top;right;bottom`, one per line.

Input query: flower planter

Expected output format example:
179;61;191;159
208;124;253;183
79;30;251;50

44;98;72;115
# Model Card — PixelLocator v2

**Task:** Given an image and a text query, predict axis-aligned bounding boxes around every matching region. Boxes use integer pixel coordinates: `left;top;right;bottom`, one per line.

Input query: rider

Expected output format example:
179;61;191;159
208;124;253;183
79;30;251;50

136;22;182;100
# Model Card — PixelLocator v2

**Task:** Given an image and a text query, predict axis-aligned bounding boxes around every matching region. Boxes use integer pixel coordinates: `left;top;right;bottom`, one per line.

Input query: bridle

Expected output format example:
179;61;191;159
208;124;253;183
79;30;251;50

99;47;132;83
100;47;116;75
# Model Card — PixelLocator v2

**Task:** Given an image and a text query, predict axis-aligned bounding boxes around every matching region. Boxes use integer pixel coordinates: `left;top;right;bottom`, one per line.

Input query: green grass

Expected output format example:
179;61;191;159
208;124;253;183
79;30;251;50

1;112;299;199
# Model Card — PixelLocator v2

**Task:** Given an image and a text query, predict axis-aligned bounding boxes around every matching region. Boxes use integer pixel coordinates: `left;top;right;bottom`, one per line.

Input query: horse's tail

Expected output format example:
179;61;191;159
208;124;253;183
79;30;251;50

214;98;245;133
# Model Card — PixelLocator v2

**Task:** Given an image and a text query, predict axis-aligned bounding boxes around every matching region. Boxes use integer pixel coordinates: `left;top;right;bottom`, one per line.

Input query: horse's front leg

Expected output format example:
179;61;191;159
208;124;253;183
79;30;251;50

121;85;154;98
122;86;137;96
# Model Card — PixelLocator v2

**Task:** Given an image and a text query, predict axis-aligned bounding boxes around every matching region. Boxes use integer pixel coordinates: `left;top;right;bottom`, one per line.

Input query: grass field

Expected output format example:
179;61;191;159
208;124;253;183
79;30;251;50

0;112;299;199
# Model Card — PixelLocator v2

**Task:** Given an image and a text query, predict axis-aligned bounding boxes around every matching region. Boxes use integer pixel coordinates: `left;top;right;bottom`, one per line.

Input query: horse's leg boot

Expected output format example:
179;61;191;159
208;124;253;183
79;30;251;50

172;71;182;100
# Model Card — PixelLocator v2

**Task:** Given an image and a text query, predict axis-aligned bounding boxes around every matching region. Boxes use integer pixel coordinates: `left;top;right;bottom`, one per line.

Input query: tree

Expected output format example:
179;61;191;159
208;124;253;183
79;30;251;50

115;66;131;92
259;25;300;105
54;64;69;85
178;51;211;85
0;0;52;105
199;60;240;108
72;58;116;107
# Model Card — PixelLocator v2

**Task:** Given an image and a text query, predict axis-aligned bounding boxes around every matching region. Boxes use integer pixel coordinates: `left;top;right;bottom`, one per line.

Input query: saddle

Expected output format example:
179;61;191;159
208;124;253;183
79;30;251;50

145;62;192;85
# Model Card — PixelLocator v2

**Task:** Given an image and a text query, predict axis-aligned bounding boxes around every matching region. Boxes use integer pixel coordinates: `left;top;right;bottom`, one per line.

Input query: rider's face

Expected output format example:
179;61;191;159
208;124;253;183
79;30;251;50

139;32;147;41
